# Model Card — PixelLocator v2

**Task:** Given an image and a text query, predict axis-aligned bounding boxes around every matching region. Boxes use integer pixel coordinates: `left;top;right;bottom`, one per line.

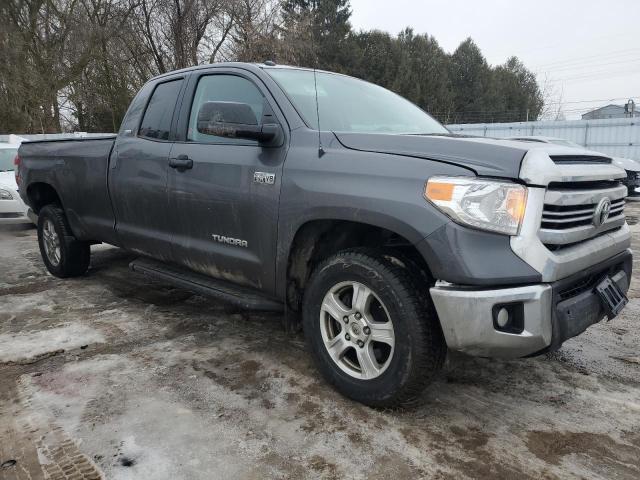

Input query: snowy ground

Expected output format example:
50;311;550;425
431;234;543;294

1;205;639;479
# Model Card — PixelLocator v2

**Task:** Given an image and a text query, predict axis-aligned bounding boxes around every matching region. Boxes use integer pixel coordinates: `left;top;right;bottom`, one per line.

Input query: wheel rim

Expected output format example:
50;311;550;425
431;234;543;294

319;281;395;380
42;219;61;266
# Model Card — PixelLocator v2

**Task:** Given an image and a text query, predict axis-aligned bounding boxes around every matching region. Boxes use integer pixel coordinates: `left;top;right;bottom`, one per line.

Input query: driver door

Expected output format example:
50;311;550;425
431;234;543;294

167;70;288;294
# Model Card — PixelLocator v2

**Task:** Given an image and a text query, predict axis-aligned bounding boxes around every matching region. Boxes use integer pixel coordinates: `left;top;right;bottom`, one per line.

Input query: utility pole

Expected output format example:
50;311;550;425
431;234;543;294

625;99;636;118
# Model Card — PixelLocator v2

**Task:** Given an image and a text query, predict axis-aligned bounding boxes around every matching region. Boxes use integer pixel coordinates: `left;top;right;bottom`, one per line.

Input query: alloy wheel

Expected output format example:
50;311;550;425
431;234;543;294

319;281;395;380
42;219;61;266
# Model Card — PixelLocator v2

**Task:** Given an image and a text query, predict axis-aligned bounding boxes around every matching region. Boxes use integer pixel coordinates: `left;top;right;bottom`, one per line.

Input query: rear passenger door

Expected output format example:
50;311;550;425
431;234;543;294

109;77;185;259
167;68;288;293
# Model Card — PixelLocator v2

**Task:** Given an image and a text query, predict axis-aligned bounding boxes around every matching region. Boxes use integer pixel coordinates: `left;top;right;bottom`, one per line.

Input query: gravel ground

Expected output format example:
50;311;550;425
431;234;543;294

1;204;639;480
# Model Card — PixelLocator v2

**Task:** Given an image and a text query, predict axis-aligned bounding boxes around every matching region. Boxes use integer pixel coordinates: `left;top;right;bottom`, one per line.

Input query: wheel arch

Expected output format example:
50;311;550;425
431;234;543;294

280;218;435;314
26;182;63;214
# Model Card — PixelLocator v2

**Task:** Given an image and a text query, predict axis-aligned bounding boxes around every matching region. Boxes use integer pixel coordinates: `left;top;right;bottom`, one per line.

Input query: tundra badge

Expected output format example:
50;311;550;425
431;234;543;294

254;172;276;185
212;234;248;248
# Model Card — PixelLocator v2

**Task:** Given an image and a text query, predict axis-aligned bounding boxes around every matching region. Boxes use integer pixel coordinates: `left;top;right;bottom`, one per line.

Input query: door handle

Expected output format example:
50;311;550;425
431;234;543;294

169;155;193;170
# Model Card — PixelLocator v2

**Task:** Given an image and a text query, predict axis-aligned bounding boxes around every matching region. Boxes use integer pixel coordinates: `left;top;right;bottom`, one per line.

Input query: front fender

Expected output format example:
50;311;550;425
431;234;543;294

275;131;474;297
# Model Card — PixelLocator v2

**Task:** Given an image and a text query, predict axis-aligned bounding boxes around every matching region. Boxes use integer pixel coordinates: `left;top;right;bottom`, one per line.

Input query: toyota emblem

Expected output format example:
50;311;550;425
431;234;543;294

593;197;611;227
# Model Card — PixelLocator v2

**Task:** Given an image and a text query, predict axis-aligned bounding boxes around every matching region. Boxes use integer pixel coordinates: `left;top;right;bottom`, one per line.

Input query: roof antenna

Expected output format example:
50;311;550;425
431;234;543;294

310;13;324;157
313;68;324;157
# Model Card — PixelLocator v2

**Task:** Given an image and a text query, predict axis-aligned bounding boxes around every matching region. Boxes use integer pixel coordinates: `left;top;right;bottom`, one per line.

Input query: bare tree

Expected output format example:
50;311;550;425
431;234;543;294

1;0;101;132
227;0;280;62
0;0;547;133
134;0;233;73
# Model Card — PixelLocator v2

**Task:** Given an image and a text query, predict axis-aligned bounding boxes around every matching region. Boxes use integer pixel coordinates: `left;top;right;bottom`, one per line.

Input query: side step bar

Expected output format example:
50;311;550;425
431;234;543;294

129;257;283;312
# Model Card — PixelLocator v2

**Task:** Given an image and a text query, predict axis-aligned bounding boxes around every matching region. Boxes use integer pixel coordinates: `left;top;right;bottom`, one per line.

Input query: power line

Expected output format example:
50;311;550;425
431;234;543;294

543;66;640;82
536;57;640;75
531;48;640;69
546;96;640;106
428;96;638;115
543;68;640;85
492;33;638;58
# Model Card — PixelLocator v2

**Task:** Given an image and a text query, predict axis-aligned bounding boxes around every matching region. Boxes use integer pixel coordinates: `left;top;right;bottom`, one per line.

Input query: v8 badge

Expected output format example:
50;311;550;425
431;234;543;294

254;172;276;185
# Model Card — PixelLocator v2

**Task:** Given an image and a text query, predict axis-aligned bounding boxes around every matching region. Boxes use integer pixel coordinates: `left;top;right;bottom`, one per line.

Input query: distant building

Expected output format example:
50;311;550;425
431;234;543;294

582;103;638;120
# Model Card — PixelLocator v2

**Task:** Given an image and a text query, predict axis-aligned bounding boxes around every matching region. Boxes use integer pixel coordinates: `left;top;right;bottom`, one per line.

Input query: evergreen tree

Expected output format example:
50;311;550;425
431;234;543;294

448;38;494;123
390;29;452;121
492;57;544;122
347;30;402;87
280;0;352;70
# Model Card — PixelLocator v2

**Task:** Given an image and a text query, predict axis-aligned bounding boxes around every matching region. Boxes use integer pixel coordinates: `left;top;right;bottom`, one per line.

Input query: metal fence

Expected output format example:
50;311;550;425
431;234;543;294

447;118;640;161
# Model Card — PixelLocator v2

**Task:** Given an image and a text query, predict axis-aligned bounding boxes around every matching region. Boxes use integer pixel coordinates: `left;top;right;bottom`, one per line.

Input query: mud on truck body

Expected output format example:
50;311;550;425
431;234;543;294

17;63;632;407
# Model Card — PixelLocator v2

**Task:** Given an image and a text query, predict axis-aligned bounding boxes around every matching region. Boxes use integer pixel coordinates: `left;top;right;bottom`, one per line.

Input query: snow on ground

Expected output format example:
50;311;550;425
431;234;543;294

0;324;104;364
1;208;639;479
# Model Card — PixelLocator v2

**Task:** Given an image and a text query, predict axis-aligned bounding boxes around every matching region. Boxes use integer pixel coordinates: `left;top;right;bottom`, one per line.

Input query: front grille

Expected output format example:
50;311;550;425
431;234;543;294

556;257;628;300
550;155;612;165
538;182;627;247
541;198;625;230
0;212;24;218
557;274;602;300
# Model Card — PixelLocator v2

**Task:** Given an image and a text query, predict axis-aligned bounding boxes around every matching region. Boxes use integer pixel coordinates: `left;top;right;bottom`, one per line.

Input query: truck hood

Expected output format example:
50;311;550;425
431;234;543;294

334;132;548;179
612;156;640;172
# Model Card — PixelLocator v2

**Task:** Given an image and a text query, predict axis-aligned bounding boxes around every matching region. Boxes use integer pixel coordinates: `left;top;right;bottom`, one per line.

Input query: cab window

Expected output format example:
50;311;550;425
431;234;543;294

139;79;184;140
187;75;266;144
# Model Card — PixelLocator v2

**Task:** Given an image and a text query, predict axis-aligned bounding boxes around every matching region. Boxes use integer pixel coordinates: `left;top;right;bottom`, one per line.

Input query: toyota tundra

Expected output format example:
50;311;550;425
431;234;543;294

17;63;632;407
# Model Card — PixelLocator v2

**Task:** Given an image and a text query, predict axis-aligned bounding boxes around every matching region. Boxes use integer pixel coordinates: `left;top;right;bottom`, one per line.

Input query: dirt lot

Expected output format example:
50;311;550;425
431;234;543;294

1;205;639;480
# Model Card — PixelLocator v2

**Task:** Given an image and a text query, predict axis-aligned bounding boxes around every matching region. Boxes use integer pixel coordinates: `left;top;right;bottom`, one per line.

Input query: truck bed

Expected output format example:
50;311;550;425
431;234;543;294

18;136;118;244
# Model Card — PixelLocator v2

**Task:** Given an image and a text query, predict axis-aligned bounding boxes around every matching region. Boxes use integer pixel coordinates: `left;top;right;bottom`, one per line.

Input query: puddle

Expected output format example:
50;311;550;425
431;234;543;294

119;457;136;467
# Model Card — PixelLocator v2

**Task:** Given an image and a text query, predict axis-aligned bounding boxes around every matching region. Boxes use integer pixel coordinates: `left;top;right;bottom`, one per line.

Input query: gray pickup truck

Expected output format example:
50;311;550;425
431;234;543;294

17;62;632;407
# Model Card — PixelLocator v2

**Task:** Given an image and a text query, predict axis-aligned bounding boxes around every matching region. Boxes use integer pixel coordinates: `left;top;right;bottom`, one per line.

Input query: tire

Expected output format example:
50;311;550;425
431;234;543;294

37;204;90;278
302;249;446;408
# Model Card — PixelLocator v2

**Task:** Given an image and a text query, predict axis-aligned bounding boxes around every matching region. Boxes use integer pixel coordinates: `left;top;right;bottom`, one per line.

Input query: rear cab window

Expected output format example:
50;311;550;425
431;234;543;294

138;79;184;140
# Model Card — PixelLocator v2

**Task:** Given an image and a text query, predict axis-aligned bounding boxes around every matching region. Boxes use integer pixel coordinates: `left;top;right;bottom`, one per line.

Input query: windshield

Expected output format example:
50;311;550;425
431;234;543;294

266;69;448;135
0;147;18;172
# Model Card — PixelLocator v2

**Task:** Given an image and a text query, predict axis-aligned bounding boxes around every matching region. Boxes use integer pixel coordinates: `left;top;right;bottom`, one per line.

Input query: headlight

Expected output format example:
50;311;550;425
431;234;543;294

424;176;527;235
0;188;13;200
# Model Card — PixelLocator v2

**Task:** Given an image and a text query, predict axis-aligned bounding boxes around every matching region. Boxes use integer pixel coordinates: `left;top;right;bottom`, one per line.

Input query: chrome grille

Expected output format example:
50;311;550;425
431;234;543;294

541;198;625;230
539;183;627;246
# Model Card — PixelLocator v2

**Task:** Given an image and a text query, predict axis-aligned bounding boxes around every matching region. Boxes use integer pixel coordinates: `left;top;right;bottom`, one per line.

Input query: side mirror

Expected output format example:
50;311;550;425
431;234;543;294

196;101;282;145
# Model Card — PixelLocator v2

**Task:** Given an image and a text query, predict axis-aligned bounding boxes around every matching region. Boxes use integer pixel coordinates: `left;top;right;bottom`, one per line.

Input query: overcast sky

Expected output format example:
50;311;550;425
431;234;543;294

349;0;640;120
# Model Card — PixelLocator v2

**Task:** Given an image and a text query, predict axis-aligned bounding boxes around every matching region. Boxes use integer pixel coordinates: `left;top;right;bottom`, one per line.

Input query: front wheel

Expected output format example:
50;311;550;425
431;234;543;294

37;204;90;278
302;250;446;408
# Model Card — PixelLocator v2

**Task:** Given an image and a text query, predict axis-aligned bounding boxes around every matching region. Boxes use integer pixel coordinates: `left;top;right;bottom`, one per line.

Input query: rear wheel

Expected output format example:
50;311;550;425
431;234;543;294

302;249;446;408
37;205;90;278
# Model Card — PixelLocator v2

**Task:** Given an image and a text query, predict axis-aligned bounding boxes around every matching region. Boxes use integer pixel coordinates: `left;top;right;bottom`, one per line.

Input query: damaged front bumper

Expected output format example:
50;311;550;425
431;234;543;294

430;250;632;358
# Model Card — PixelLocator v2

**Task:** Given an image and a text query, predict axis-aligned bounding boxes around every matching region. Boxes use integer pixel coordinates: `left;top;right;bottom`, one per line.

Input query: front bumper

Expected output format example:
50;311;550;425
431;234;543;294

430;250;632;358
624;171;640;198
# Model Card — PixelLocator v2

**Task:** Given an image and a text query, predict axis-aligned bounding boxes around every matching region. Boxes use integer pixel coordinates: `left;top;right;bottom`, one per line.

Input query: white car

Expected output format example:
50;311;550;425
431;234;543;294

508;136;640;199
0;142;32;224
